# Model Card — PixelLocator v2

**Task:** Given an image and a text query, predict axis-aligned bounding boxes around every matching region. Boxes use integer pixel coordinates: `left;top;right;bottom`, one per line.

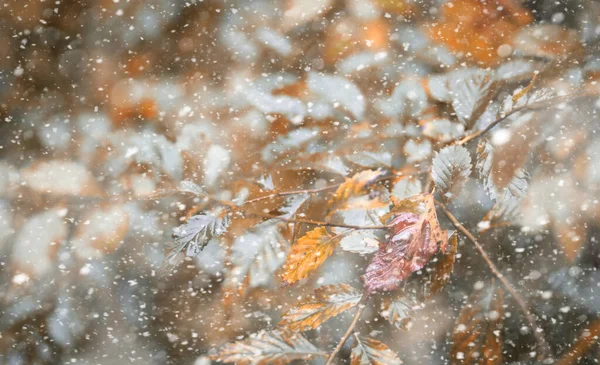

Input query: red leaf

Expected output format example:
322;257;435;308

362;194;448;295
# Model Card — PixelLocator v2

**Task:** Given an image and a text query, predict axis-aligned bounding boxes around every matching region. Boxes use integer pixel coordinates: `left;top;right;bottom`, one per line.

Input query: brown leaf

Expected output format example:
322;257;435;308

555;320;600;365
426;232;458;298
351;335;403;365
279;284;362;331
328;170;387;214
362;194;448;295
212;329;325;365
280;227;335;285
450;284;504;365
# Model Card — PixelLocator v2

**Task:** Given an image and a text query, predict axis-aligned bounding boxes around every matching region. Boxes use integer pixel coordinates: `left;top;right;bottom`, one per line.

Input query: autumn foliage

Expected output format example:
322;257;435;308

1;0;600;364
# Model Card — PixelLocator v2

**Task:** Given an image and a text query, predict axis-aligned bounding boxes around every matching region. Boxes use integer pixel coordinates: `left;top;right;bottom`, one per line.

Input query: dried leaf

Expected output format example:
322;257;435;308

228;220;290;289
450;284;504;365
345;151;393;170
362;194;448;294
169;208;230;263
425;232;458;298
279;284;362;331
280;227;335;285
329;170;387;213
351;336;403;365
448;69;498;129
432;145;472;202
212;329;325;365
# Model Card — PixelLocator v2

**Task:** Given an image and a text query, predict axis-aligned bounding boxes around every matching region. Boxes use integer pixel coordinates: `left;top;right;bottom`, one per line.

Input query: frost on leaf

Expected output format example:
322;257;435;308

448;69;498;129
227;220;290;289
351;336;403;365
476;140;529;225
362;194;448;294
340;230;381;255
177;180;206;197
262;127;319;164
279;194;309;219
329;169;387;213
279;283;362;332
381;294;420;330
169;208;230;263
450;284;504;365
307;72;365;119
391;177;422;201
432;145;472;202
204;144;231;187
12;207;68;280
212;329;325;365
423;119;465;143
280;227;335;286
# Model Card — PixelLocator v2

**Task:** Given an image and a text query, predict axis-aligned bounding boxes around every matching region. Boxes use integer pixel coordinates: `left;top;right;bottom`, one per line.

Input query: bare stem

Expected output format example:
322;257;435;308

214;198;389;230
457;91;593;146
243;184;339;205
435;201;552;359
325;297;367;365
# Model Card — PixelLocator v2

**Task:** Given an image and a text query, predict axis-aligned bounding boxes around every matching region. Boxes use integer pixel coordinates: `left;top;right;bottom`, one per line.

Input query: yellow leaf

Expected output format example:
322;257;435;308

280;227;335;285
279;284;362;331
329;170;386;213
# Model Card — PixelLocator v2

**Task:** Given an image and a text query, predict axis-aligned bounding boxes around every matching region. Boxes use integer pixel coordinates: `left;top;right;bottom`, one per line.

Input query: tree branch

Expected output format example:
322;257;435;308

325;297;367;365
435;201;552;360
213;198;389;230
457;91;593;146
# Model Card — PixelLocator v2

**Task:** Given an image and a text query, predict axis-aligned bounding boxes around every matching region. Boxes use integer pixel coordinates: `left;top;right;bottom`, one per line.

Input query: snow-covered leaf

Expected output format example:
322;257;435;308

204;144;231;187
280;284;362;331
21;161;102;196
169;208;230;262
381;295;420;330
423;119;465;143
340;230;381;255
228;220;289;289
391;177;422;201
177;180;206;197
212;329;325;364
12;207;68;279
262;128;319;163
448;69;498;129
72;204;129;259
351;336;403;365
432;145;472;202
307;72;365;119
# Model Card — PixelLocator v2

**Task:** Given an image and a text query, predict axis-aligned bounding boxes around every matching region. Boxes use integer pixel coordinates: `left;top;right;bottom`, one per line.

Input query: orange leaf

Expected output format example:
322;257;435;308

280;227;335;285
450;283;504;365
329;170;386;213
351;336;403;365
279;284;362;331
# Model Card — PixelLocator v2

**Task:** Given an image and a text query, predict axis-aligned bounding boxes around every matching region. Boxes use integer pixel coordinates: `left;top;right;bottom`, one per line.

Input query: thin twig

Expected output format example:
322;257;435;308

213;198;389;230
325;297;367;365
435;201;552;359
457;91;592;146
243;184;339;205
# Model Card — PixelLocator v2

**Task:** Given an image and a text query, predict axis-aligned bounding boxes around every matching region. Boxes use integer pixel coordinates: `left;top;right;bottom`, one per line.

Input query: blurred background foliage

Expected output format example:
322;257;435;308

1;0;600;364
